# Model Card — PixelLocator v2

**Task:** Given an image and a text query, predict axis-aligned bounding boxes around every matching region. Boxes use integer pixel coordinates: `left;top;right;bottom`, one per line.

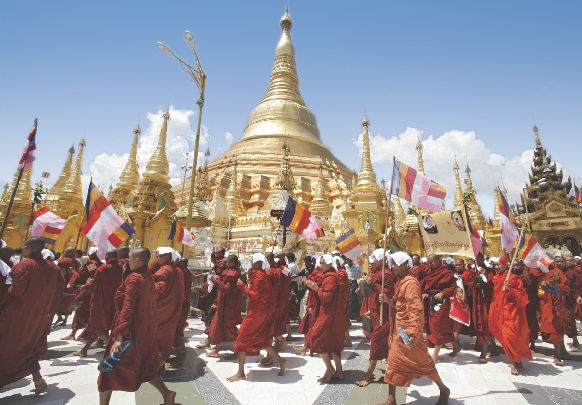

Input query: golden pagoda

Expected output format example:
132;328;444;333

485;185;502;256
0;165;33;248
464;162;488;231
45;145;75;208
223;160;246;216
309;161;332;217
109;124;141;215
453;157;464;211
129;110;177;250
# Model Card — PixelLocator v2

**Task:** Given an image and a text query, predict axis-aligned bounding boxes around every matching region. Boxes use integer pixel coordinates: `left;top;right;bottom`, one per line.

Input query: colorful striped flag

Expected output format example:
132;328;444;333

281;197;312;235
390;159;446;212
335;229;363;261
569;185;581;206
498;187;520;252
168;220;195;246
31;205;67;244
80;181;135;260
41;172;50;179
19;119;37;173
303;215;325;240
516;233;550;269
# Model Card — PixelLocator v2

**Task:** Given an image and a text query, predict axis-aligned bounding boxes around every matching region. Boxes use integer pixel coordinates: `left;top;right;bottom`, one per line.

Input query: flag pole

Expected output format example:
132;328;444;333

0;167;26;240
380;156;395;326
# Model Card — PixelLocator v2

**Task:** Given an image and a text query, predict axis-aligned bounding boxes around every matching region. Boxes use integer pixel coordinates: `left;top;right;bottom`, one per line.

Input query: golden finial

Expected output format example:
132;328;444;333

453;155;463;211
533;124;541;148
62;139;86;198
224;160;245;216
274;142;296;192
393;196;406;227
416;133;425;175
47;145;76;197
117;124;141;188
493;183;500;227
143;110;170;182
310;160;332;217
12;165;33;202
356;112;377;187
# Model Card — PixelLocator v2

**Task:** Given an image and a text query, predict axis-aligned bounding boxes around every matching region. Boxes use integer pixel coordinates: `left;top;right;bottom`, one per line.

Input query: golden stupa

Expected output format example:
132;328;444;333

0;165;33;247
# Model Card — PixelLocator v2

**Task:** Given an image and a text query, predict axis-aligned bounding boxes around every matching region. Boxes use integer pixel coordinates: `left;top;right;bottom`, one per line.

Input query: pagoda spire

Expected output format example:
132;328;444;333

309;161;332;217
62;139;86;199
464;162;487;231
224;160;245;216
453;156;463;211
48;145;75;197
356;113;377;187
11;165;33;203
416;135;425;175
117;124;141;188
493;185;500;227
144;110;170;182
274;142;296;192
393;196;406;228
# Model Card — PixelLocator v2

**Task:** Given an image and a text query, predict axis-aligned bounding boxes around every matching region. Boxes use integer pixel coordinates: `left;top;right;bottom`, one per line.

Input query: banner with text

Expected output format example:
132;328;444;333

417;209;475;259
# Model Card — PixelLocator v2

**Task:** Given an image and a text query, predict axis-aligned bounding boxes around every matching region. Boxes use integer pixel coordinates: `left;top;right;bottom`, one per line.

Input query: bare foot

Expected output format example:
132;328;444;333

478;356;487;364
60;333;76;340
89;338;104;349
381;359;388;364
332;370;344;380
375;399;396;405
72;351;87;357
355;374;374;387
227;372;246;382
569;345;579;352
554;357;564;366
449;347;461;357
224;352;237;360
278;358;287;376
436;386;450;405
318;368;336;383
163;390;176;405
196;340;210;349
293;346;307;356
509;364;519;375
34;378;47;394
206;350;220;358
431;355;439;364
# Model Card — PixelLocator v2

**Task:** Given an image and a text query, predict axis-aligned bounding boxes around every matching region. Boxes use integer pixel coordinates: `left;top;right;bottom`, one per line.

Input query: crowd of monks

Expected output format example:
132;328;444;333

1;236;582;405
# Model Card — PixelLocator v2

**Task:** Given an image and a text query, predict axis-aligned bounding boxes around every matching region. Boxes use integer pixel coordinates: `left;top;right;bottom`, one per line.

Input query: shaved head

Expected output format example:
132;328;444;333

24;237;45;253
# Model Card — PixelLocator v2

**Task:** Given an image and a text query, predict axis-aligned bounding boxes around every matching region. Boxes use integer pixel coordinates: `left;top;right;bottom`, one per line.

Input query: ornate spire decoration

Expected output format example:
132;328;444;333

117;124;141;188
453;156;464;211
356;113;377;187
62;139;86;199
464;162;487;231
144;110;170;182
534;124;541;148
13;165;33;202
1;183;8;204
416;134;425;175
274;142;296;192
309;161;332;217
493;185;500;227
393;196;406;228
47;145;75;197
224;160;245;216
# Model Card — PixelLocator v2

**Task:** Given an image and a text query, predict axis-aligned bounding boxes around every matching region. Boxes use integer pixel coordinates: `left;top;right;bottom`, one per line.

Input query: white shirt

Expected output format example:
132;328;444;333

346;263;364;281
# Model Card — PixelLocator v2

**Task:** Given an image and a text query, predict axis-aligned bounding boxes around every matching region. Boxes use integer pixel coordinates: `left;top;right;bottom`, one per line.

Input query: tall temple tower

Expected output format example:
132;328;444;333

45;145;75;207
464;162;487;231
109;124;141;216
0;165;33;247
453;157;464;211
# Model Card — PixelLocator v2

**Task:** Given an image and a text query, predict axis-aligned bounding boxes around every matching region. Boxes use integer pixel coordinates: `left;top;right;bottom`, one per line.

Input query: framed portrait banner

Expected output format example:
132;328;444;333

417;210;475;258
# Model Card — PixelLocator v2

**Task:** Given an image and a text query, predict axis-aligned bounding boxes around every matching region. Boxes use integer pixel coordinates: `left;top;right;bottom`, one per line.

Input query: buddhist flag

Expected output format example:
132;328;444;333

569;185;582;207
31;205;67;245
168;220;195;246
303;215;325;240
498;187;519;252
281;197;312;235
517;233;552;270
80;181;135;260
19;119;37;173
335;229;363;261
390;159;446;212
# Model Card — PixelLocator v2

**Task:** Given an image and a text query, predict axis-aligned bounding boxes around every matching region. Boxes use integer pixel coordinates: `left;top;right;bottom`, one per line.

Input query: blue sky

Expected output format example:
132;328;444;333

1;1;580;215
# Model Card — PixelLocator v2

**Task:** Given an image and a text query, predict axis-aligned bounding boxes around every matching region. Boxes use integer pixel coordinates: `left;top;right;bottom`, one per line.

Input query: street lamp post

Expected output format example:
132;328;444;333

157;31;206;258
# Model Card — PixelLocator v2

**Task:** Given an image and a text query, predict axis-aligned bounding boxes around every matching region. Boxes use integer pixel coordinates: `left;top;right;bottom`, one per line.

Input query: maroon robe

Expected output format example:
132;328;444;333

273;266;292;337
174;262;194;347
309;271;344;355
410;263;430;282
539;268;569;344
563;265;581;338
71;259;102;332
208;269;240;345
97;264;158;392
297;270;319;337
154;264;183;357
76;258;123;341
0;253;61;387
421;264;457;346
369;268;395;360
471;269;494;344
56;257;81;314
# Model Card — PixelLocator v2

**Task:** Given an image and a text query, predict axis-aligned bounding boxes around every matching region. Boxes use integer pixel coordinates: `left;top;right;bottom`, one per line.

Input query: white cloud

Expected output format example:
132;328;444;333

224;132;234;148
354;127;579;219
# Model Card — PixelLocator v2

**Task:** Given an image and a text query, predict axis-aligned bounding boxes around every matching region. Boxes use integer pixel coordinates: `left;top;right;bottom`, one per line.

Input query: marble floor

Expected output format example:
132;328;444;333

1;317;581;405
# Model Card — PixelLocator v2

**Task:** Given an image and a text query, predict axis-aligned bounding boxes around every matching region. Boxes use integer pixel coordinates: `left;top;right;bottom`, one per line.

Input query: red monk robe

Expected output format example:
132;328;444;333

337;266;350;332
266;266;281;339
304;268;323;350
471;269;494;344
539;267;570;345
452;270;476;336
384;275;441;387
421;264;457;346
39;260;66;361
297;269;319;339
208;267;240;345
310;271;344;355
273;265;292;337
196;258;223;334
488;271;532;363
235;268;273;356
410;263;430;282
368;267;395;360
174;260;194;348
71;258;103;333
523;268;543;346
154;263;183;358
97;264;159;392
562;264;582;339
0;252;61;387
56;256;81;315
76;257;123;341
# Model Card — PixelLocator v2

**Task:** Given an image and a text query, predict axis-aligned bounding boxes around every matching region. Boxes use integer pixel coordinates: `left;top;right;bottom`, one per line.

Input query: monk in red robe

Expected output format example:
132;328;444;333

539;257;570;365
563;255;581;351
422;254;461;362
54;247;81;325
117;246;130;278
334;256;351;347
97;247;175;404
410;254;429;281
488;257;532;375
153;247;183;373
294;255;321;356
61;247;103;340
451;259;475;343
195;248;225;349
520;263;543;351
73;249;123;356
227;253;286;381
306;254;344;383
273;249;292;350
0;238;62;394
357;249;394;387
167;257;194;365
206;254;241;358
379;252;450;405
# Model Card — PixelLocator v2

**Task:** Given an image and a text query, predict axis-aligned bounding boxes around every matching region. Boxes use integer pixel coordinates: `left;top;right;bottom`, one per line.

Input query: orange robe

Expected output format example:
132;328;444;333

421;265;457;346
235;269;273;356
369;268;395;360
539;268;570;345
153;264;183;357
98;264;158;392
384;275;440;387
310;271;343;355
488;271;532;362
76;258;123;341
208;269;240;345
0;253;61;387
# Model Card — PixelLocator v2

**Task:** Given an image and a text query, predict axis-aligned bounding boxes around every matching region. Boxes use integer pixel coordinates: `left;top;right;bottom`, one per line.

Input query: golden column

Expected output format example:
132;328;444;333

453;157;464;211
309;162;332;217
416;135;425;175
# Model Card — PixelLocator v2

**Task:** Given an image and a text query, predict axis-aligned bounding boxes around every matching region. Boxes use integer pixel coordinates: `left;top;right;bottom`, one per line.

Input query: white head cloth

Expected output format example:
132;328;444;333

313;254;322;268
331;250;340;256
391;251;412;267
420;257;428;263
252;253;270;270
157;247;180;261
370;248;391;265
443;257;454;265
332;256;344;270
41;249;55;260
575;256;581;260
224;252;231;258
322;254;337;270
0;260;10;277
273;246;283;255
88;247;99;256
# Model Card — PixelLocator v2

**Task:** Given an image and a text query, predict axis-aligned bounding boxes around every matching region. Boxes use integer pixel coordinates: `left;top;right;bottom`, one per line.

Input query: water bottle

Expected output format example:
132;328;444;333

98;340;132;372
398;326;410;346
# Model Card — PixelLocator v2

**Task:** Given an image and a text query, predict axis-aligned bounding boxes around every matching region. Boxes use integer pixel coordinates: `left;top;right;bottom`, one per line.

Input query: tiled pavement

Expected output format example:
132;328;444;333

1;317;581;405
